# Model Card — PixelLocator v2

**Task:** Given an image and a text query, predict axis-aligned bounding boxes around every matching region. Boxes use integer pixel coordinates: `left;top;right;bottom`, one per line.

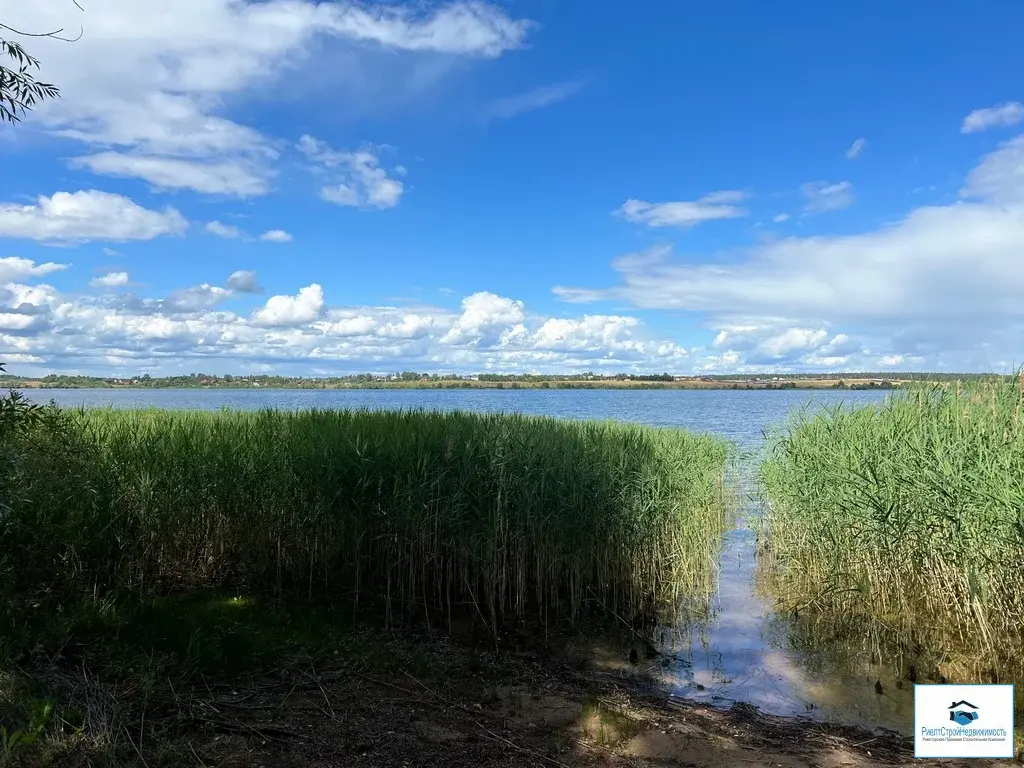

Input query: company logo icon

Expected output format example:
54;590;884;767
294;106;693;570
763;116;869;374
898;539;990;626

948;700;979;726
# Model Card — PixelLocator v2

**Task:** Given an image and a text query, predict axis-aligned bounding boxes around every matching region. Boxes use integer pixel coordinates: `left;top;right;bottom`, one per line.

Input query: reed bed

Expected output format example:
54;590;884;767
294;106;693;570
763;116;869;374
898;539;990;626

1;406;728;631
758;376;1024;685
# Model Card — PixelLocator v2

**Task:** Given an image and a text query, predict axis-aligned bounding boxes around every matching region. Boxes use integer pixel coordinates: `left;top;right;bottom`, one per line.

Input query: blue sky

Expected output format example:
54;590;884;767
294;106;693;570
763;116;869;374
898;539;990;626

1;0;1023;375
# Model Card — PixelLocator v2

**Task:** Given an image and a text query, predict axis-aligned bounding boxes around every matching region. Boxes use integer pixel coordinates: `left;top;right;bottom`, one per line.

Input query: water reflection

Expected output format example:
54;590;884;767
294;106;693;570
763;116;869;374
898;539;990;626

650;518;919;735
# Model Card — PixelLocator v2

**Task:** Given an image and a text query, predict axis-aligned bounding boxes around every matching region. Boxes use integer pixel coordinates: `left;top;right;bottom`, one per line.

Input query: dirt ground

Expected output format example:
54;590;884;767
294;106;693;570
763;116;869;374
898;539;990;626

158;642;1014;768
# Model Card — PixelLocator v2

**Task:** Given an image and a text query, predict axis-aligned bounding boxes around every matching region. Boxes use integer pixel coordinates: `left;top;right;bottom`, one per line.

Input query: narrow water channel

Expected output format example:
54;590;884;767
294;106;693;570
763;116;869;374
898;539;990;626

650;456;916;736
653;521;914;735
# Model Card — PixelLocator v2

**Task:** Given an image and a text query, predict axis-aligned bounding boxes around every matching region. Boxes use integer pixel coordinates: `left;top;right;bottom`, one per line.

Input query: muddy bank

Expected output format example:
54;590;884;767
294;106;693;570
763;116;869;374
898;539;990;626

122;638;1008;768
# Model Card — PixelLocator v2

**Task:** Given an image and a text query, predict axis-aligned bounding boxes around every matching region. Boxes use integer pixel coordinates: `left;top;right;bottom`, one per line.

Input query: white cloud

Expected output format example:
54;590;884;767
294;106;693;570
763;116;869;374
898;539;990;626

960;135;1024;203
550;285;608;304
324;3;532;56
758;328;827;359
772;213;790;223
318;314;378;337
300;136;404;209
523;315;687;360
707;324;850;366
259;229;293;243
845;138;867;160
377;314;436;339
226;270;262;293
961;102;1024;134
70;153;269;197
0;191;187;243
10;2;531;196
165;284;232;312
0;278;699;376
617;191;748;228
800;180;853;213
253;284;325;327
554;137;1024;371
441;291;525;345
0;257;69;282
206;221;245;239
487;80;586;120
90;271;130;288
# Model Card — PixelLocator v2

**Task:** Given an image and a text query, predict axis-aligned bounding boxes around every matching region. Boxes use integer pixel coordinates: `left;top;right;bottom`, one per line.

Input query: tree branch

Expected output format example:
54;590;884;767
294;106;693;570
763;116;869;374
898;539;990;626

0;2;82;123
0;23;83;43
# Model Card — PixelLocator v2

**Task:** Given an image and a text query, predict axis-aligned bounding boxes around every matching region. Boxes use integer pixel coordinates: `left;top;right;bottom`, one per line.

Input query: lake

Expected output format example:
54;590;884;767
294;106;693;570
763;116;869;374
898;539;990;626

22;387;887;449
23;387;912;734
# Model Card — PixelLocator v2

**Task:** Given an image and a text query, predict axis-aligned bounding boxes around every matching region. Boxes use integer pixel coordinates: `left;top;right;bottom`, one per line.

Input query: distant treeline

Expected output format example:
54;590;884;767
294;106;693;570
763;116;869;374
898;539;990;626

0;370;1013;389
702;372;1013;382
476;373;676;382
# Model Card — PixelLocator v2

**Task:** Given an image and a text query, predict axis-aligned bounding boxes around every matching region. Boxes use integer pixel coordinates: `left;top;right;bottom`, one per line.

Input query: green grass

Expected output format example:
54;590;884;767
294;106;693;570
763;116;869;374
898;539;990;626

758;376;1024;690
2;405;729;631
0;404;728;764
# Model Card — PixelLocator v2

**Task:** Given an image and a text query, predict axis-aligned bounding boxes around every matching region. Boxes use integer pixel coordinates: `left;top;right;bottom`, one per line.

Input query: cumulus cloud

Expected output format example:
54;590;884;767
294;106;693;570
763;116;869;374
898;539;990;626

90;272;130;288
961;102;1024;134
259;229;292;243
0;191;187;243
845;138;867;160
616;191;748;228
10;2;531;194
253;284;326;327
299;135;404;209
0;257;69;282
165;284;233;312
555;137;1024;371
0;278;695;375
772;213;790;223
528;315;687;360
377;313;436;339
226;270;262;293
441;291;525;345
800;180;854;213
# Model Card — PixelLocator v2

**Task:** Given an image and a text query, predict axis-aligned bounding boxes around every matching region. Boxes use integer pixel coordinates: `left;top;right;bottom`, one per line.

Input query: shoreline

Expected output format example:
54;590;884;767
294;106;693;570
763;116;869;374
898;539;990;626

79;627;1001;768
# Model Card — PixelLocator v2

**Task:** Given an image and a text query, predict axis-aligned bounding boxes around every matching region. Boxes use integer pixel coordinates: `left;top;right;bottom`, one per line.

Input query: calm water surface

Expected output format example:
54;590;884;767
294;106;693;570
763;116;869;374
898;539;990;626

25;387;911;733
23;386;881;440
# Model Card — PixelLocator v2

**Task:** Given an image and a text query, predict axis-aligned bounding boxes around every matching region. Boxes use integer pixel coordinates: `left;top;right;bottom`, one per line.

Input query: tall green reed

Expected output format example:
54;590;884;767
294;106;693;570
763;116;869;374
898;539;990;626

2;407;728;632
759;376;1024;683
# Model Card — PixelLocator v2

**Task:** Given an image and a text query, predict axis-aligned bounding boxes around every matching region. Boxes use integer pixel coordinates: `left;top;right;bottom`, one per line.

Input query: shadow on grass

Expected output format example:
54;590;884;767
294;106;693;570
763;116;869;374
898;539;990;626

0;590;438;766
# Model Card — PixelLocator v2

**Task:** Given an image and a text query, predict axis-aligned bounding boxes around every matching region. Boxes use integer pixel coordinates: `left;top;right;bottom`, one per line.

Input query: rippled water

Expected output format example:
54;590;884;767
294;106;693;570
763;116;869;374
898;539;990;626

20;386;879;439
24;387;911;732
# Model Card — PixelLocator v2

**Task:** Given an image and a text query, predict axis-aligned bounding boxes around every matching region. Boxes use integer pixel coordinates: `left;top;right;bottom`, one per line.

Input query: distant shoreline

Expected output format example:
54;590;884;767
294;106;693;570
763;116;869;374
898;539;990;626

8;378;903;391
5;371;1010;393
